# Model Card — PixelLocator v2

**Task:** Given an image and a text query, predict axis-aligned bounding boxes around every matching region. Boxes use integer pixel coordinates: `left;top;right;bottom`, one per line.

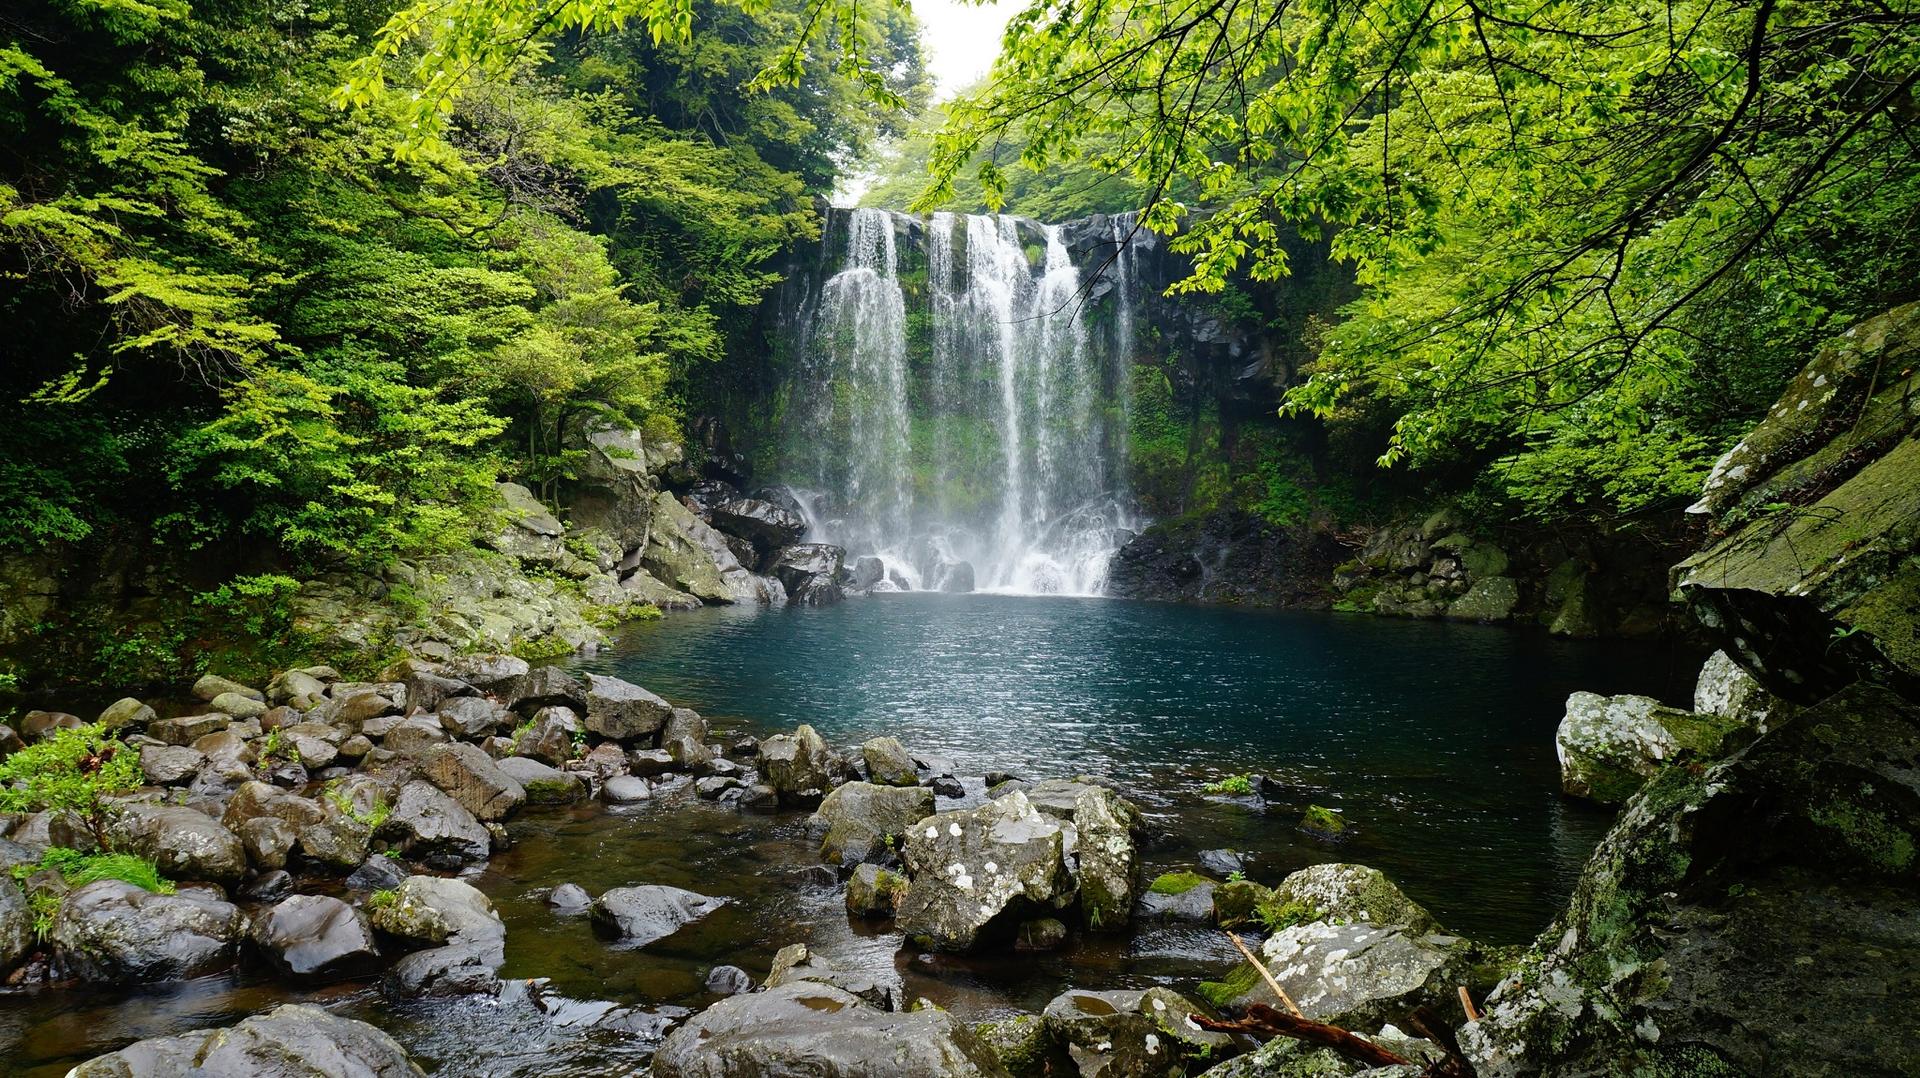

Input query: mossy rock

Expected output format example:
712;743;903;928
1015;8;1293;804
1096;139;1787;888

973;1013;1069;1078
1212;880;1272;927
1299;805;1345;840
1147;870;1210;895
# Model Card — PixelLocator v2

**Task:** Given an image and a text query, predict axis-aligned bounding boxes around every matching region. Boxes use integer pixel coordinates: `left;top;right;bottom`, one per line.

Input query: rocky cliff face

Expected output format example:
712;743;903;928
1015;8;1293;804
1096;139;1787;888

1463;303;1920;1076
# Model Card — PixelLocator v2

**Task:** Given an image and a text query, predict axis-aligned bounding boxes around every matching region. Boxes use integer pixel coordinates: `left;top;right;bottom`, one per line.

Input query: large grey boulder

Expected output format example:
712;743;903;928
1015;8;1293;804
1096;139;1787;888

69;1003;421;1077
139;744;205;786
582;672;673;740
367;875;503;947
1072;785;1139;931
860;736;920;787
51;880;244;982
652;981;1010;1078
641;491;737;603
589;885;727;947
810;781;935;868
760;724;848;806
249;894;380;979
772;544;846;606
1555;692;1742;804
103;804;247;884
376;780;491;863
897;791;1076;952
708;498;806;550
513;704;581;766
1693;649;1797;734
422;742;526;821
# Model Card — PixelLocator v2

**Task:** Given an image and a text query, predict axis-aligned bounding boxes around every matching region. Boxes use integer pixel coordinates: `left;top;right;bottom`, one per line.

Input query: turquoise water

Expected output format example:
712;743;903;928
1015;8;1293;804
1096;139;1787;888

581;593;1698;941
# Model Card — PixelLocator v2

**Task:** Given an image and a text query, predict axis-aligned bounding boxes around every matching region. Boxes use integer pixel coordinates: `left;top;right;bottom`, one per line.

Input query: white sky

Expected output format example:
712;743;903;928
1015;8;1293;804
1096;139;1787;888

915;0;1012;97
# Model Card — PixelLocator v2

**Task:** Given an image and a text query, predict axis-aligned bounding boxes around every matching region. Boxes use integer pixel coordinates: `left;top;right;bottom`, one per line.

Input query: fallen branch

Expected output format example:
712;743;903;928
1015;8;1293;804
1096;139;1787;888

1225;930;1303;1017
1194;1003;1413;1068
1458;986;1481;1022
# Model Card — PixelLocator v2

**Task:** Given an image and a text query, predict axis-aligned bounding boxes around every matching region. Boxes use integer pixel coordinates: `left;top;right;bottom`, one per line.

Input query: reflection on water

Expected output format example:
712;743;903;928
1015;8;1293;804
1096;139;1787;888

0;597;1696;1075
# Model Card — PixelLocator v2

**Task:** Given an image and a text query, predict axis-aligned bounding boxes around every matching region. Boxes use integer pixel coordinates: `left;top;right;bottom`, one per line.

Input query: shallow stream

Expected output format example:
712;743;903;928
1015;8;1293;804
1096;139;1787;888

0;596;1698;1076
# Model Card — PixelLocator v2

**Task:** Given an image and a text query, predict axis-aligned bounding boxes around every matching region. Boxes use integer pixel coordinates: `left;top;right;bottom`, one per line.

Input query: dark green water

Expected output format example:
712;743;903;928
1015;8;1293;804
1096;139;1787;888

0;597;1697;1076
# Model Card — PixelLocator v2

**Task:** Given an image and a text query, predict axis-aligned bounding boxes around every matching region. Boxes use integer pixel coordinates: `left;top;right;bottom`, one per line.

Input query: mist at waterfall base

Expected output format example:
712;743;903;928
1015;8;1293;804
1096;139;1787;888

776;208;1143;596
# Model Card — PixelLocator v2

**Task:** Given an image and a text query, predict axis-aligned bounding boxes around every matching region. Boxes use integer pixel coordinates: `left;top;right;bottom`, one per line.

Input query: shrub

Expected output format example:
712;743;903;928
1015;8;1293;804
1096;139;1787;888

0;723;141;815
1202;774;1255;796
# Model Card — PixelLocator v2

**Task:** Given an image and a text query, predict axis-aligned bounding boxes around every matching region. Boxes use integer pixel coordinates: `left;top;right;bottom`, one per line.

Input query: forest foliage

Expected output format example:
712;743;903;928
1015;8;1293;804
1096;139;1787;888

0;0;922;575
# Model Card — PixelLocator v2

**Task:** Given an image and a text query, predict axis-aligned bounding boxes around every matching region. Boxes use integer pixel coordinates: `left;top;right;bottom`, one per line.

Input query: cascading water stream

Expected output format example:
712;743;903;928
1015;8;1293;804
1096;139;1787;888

785;207;1145;596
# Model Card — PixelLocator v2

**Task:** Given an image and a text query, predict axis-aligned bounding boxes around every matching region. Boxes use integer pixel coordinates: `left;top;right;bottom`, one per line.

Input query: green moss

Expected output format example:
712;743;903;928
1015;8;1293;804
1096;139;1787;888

1299;804;1345;837
1808;797;1917;872
1212;879;1272;927
1196;961;1261;1007
1148;870;1209;895
1253;896;1324;934
367;888;399;909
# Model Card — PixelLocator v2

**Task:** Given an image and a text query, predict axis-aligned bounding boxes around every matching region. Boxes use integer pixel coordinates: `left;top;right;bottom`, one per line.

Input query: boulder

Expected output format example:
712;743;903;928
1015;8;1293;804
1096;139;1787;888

583;672;674;740
706;964;756;995
345;855;409;893
149;713;229;746
381;714;448;755
762;943;902;1011
367;875;504;947
603;775;653;803
1693;649;1796;734
760;724;846;806
249;894;381;979
51;880;244;982
845;863;909;918
1073;785;1140;931
652;981;1009;1078
503;666;586;713
103;804;247;884
1555;691;1742;804
897;791;1076;952
861;736;920;786
280;722;341;769
498;756;587;803
1446;576;1520;621
139;744;205;786
709;498;806;549
376;780;491;863
238;817;297;871
772;544;847;606
810;781;936;868
641;491;737;603
422;742;526;821
1042;987;1244;1077
588;885;727;947
1676;302;1920;701
210;692;268;719
193;674;263;703
95;699;155;731
1200;864;1476;1030
69;1004;420;1077
1136;874;1215;923
514;705;581;766
436;696;503;738
1198;849;1245;878
439;653;530;693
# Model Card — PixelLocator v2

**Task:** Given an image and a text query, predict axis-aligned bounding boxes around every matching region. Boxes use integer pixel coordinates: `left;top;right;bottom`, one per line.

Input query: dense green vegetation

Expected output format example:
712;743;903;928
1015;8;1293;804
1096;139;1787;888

915;0;1920;524
0;0;922;683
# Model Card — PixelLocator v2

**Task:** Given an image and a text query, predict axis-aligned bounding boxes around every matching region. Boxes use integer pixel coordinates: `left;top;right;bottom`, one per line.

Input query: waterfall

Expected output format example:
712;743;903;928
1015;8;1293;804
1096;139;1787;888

783;207;1145;597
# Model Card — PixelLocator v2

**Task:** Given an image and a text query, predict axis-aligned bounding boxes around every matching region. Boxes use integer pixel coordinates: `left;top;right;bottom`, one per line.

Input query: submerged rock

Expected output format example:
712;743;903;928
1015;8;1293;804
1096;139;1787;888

897;791;1076;952
69;1003;420;1077
589;885;727;947
653;981;1007;1078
